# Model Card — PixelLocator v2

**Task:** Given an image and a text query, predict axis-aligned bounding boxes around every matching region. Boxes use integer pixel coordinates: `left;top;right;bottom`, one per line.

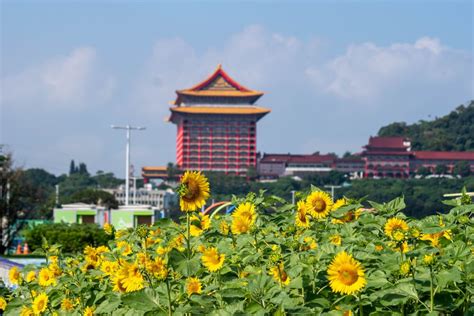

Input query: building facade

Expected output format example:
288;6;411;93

167;65;270;175
361;136;474;178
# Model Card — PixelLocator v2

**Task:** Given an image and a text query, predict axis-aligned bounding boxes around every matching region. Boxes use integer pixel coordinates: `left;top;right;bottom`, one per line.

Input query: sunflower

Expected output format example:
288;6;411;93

302;236;318;250
384;218;409;239
146;257;168;280
306;191;333;219
231;215;253;235
38;267;56;287
330;234;342;246
420;230;452;247
423;254;435;266
186;277;202;296
327;251;366;295
269;262;291;286
118;262;145;292
0;297;6;311
26;271;36;283
178;171;210;212
190;214;211;237
295;201;310;228
84;306;95;316
61;298;74;311
400;261;411;276
332;198;347;210
201;247;225;272
32;292;48;315
103;223;113;235
219;221;229;235
233;202;257;224
9;266;21;285
20;306;33;316
156;246;171;256
100;260;118;276
116;241;132;256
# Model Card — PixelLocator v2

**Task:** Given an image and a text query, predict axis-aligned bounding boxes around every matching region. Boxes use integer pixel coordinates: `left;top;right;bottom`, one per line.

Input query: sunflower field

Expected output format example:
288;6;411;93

2;171;473;315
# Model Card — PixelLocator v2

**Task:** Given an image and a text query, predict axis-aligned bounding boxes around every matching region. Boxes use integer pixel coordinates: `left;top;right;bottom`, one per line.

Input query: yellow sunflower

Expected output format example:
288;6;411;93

118;262;145;293
186;277;202;296
100;260;118;276
420;230;452;247
302;236;318;250
116;241;132;256
32;292;48;315
201;247;225;272
61;298;74;311
9;266;21;285
178;171;210;212
400;261;411;276
233;202;257;224
306;191;333;219
26;271;36;283
103;223;113;235
146;257;168;280
38;267;56;287
384;218;409;239
0;297;6;311
269;262;291;286
330;234;342;246
190;214;211;237
231;215;253;235
84;306;95;316
219;221;229;235
327;251;366;295
295;200;310;228
20;306;33;316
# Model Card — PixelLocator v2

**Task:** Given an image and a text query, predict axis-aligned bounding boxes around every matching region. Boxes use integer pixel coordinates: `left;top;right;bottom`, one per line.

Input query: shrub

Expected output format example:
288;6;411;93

22;223;112;254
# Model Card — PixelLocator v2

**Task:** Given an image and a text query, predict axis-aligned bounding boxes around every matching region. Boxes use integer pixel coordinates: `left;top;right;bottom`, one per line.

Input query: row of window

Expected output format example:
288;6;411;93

183;138;256;144
183;119;256;125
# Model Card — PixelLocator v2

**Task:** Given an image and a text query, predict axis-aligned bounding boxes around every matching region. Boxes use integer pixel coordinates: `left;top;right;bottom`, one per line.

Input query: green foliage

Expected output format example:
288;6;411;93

378;101;474;151
65;188;118;209
22;222;112;254
453;161;471;177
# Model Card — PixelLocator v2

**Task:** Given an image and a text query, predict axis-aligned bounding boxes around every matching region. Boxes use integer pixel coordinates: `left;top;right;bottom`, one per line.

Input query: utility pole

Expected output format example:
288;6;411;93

324;185;342;201
111;125;146;205
55;185;60;206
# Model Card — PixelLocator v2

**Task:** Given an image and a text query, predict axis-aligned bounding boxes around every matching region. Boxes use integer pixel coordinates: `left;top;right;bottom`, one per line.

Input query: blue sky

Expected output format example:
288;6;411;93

1;1;472;176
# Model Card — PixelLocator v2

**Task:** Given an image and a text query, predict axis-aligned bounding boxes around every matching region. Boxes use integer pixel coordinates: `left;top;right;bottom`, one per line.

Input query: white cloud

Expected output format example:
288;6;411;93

1;47;115;110
306;37;472;102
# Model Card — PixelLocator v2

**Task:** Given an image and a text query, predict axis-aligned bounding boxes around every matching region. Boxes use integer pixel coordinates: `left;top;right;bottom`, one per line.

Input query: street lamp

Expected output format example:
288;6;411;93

111;125;146;205
324;185;342;201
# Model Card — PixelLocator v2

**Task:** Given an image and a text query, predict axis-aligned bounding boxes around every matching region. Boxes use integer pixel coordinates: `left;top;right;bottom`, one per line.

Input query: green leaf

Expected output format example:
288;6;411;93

121;289;160;312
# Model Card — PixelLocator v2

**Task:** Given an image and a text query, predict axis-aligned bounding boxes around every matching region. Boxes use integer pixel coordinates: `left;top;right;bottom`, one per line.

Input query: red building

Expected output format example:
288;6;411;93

362;136;474;178
167;65;270;175
362;137;412;178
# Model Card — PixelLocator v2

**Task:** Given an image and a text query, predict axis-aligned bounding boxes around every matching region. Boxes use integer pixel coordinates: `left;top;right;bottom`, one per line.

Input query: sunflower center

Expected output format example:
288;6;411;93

313;199;326;213
183;180;200;200
338;267;358;285
37;300;45;311
298;211;307;222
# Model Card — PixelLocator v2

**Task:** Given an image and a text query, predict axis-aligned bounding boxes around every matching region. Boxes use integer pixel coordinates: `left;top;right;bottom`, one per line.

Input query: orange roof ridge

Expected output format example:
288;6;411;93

180;65;259;93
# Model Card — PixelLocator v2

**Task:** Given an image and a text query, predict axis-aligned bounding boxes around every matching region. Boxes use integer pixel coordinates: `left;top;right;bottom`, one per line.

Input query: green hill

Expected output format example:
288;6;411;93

378;101;474;151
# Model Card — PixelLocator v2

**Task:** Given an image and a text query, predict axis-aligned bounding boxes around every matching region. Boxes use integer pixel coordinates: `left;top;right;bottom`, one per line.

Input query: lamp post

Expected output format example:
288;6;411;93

324;185;342;201
111;125;146;205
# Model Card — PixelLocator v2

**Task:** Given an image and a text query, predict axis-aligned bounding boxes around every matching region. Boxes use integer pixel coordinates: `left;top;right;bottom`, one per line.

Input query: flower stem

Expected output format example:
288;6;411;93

186;213;191;260
359;293;363;316
429;266;434;312
166;278;172;316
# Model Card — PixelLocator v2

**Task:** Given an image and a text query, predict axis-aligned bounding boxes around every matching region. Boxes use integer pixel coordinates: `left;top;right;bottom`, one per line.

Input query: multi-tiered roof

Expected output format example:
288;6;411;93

169;64;270;121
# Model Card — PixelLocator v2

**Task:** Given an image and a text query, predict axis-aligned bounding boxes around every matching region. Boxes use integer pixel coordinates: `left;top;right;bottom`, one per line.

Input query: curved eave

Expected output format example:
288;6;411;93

168;106;271;123
173;90;263;105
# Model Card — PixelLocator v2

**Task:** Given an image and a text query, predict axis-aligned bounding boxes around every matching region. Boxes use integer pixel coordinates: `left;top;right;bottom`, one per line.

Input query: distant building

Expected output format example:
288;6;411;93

148;64;270;176
258;153;336;179
361;136;474;178
361;137;412;178
103;186;176;211
53;203;107;226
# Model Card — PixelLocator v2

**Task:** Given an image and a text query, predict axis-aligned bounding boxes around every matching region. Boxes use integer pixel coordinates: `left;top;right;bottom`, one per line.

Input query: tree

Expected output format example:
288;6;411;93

434;164;448;175
453;161;471;177
0;153;34;253
69;160;77;175
66;188;118;209
416;166;431;177
78;162;89;176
